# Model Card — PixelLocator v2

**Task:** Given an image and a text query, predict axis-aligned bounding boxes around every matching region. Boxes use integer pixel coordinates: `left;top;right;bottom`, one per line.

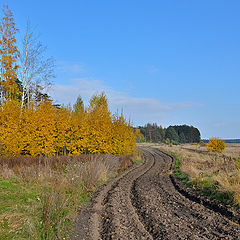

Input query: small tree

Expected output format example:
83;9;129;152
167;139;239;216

73;95;84;113
0;5;20;102
207;137;226;153
165;138;170;145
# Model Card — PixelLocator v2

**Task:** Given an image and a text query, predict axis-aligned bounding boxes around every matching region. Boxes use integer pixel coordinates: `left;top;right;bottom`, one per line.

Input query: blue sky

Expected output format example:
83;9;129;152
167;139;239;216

2;0;240;139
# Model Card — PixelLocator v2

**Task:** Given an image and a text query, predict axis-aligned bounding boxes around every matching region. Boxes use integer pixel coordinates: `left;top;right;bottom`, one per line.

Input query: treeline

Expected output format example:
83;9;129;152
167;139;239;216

0;94;136;156
136;123;201;144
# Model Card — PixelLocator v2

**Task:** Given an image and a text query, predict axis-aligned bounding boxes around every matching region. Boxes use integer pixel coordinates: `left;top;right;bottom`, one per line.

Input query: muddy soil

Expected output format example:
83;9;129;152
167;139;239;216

72;148;240;239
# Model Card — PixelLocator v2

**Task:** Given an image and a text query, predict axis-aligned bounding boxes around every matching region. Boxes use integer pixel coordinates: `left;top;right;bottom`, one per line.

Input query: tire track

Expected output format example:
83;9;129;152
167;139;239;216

73;148;240;239
132;149;240;239
87;147;155;239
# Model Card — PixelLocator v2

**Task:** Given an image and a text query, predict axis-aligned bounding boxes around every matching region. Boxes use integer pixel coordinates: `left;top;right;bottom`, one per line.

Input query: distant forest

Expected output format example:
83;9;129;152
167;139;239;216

202;139;240;144
136;124;201;144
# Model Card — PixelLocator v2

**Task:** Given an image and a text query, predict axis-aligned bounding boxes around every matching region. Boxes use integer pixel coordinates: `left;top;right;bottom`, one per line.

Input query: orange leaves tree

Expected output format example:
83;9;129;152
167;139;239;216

112;113;136;155
86;93;113;154
0;6;20;101
207;137;226;153
0;100;22;156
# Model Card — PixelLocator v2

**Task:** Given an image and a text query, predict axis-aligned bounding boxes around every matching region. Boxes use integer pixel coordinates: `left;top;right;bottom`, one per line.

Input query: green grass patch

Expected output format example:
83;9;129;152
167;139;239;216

0;177;95;239
0;179;41;239
175;159;181;171
136;159;141;164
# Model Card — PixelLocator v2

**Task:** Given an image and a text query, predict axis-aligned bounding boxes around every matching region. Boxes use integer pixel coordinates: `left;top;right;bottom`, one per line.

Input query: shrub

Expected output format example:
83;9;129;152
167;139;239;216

165;138;170;145
207;137;226;153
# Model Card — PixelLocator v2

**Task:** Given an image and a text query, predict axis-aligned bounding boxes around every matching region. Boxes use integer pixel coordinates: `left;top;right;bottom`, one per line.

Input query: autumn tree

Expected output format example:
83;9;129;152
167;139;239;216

0;100;22;156
69;98;89;155
53;105;71;155
0;5;20;102
112;112;136;154
87;92;113;153
207;137;226;153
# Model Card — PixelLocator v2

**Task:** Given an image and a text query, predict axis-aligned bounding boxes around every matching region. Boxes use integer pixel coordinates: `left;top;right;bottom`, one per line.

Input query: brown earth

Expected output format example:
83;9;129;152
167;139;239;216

72;148;240;240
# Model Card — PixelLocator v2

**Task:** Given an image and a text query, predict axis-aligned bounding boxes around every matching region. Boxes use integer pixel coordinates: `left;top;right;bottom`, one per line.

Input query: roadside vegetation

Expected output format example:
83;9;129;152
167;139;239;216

144;142;240;208
0;152;140;239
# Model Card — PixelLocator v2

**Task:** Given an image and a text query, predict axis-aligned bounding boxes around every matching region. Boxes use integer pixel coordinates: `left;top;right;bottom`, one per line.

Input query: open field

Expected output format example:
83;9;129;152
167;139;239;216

139;143;240;207
0;153;139;239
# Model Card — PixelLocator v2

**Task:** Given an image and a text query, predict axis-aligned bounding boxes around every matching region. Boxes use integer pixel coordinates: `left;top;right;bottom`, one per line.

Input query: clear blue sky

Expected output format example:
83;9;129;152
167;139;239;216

2;0;240;139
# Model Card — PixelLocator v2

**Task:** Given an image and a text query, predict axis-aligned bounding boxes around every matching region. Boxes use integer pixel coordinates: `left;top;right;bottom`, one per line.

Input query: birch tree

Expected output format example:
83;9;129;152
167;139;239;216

19;21;55;108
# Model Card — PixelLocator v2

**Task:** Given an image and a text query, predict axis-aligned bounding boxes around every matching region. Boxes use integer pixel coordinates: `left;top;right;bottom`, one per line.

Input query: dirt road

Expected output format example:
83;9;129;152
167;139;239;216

72;148;240;239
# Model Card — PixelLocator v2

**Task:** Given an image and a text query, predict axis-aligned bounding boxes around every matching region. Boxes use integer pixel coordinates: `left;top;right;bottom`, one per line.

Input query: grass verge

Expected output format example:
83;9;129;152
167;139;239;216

0;152;141;239
159;146;240;209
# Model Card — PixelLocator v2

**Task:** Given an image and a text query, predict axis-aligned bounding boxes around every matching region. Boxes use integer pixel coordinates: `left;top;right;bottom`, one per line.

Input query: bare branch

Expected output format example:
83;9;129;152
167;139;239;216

19;21;55;107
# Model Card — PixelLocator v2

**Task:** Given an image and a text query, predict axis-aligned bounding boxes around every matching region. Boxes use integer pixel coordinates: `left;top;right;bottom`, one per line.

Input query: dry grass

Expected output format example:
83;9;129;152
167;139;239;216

139;142;240;207
0;153;139;239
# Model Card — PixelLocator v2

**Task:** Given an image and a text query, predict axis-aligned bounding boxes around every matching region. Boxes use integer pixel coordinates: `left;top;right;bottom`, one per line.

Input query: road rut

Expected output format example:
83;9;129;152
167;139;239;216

72;148;240;239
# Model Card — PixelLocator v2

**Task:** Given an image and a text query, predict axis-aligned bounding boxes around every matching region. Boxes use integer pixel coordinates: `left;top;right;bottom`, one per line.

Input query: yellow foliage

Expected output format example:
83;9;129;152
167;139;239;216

135;129;145;143
0;100;22;156
86;93;113;154
69;110;90;155
0;6;20;101
112;113;136;155
207;137;226;153
0;94;136;157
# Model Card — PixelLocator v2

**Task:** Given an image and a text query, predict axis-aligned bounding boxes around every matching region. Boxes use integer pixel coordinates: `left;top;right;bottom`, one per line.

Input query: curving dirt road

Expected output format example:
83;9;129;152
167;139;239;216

72;148;240;239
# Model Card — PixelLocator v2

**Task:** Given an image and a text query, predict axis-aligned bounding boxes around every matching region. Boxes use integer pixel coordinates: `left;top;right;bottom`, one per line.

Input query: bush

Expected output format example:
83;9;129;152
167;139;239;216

165;138;170;145
207;137;226;153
